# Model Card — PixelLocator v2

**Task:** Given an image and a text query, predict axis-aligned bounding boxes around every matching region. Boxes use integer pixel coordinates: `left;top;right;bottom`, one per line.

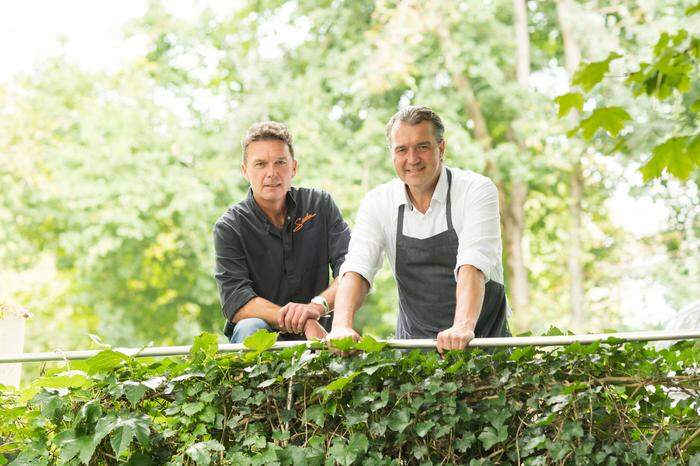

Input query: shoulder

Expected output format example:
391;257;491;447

362;178;400;206
213;200;248;234
449;167;497;199
292;186;337;211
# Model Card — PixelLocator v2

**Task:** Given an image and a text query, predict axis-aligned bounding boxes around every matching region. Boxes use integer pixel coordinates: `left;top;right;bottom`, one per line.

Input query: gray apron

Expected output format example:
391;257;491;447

394;168;509;339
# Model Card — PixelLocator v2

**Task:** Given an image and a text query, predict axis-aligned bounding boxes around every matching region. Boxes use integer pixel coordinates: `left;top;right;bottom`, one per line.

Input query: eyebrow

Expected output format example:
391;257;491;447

394;140;432;149
251;155;288;162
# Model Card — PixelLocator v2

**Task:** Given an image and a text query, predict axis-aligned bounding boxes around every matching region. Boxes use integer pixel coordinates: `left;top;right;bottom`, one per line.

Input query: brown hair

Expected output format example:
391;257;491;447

242;121;294;161
385;105;445;146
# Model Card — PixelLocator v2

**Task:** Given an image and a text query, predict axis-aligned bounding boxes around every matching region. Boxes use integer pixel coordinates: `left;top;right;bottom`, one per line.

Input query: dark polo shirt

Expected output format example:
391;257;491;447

213;187;350;337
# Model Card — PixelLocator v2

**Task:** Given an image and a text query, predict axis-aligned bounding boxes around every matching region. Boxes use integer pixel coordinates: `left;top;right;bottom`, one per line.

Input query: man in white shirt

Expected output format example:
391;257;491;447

327;105;510;353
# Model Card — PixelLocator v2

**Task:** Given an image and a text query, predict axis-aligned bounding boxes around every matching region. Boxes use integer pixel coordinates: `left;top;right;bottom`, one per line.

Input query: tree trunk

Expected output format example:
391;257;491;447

557;0;586;329
430;3;532;315
568;161;585;327
428;12;492;152
502;0;532;315
504;180;529;314
513;0;530;87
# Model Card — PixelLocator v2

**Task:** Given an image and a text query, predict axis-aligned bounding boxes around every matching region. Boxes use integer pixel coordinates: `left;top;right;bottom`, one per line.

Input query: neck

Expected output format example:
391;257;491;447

254;194;287;228
407;171;441;214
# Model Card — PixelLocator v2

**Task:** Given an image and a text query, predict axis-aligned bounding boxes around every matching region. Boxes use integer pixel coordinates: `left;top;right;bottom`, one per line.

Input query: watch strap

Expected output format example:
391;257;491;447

311;295;330;316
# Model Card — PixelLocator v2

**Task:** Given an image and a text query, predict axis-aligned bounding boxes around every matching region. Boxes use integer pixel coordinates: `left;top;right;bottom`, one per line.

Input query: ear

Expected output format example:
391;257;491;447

291;159;298;178
241;161;249;181
438;139;446;160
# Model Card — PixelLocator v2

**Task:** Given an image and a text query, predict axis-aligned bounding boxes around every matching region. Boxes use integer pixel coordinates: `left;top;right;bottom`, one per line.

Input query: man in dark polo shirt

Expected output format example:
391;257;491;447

214;121;350;343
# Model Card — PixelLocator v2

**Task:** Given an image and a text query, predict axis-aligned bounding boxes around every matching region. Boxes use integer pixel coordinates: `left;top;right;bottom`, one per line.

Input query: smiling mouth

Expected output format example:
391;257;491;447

405;167;425;174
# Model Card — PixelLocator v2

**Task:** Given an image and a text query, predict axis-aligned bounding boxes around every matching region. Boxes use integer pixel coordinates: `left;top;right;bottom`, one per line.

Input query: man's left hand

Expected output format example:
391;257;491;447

436;324;476;354
278;302;323;333
303;319;328;341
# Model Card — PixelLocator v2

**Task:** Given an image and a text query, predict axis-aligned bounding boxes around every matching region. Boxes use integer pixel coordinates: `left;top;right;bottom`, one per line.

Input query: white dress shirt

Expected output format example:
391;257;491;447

339;165;504;287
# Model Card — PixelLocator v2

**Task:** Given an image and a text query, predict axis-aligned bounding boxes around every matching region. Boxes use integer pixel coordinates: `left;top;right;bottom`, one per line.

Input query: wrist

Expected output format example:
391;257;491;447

304;318;320;331
309;302;325;318
453;320;477;331
310;295;330;317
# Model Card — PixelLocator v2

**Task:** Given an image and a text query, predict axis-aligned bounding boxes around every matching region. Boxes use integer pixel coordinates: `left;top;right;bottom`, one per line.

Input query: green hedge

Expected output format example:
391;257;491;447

1;331;699;465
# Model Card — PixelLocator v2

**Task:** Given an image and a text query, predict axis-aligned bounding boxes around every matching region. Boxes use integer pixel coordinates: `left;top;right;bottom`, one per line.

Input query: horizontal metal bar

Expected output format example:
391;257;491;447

1;329;698;364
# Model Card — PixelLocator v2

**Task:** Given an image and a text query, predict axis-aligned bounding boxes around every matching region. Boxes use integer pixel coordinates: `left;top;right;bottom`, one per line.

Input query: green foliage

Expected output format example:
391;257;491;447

1;333;698;465
1;0;699;382
640;135;700;181
627;31;697;100
562;23;700;181
575;107;632;140
572;52;622;92
191;333;220;361
555;92;584;118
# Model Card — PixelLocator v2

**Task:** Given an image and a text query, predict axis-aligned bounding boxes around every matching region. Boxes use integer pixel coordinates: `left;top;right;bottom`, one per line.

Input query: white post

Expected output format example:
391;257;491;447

0;302;30;388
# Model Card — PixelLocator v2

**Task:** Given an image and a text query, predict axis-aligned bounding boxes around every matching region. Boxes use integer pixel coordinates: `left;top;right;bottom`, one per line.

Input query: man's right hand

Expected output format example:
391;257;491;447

325;327;361;353
278;302;323;334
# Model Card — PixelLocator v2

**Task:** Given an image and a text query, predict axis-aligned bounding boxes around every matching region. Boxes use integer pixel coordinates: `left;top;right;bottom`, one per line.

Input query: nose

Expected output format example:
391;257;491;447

407;148;421;164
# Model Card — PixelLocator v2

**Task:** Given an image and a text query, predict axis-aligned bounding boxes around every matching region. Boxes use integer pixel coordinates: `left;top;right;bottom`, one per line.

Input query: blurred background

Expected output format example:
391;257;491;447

0;0;698;379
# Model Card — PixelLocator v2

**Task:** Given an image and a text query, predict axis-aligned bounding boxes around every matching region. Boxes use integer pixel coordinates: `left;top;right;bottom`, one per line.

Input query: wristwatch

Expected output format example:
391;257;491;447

310;295;330;317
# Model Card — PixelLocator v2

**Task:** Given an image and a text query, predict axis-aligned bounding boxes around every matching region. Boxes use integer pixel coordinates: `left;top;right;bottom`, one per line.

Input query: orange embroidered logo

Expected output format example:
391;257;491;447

293;212;317;233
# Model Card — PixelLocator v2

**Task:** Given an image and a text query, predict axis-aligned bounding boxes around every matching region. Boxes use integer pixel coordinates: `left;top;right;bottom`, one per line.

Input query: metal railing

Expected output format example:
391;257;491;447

1;329;699;364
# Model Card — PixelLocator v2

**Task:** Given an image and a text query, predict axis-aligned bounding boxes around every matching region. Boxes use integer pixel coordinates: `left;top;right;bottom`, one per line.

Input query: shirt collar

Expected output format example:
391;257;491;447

245;187;297;226
392;165;448;211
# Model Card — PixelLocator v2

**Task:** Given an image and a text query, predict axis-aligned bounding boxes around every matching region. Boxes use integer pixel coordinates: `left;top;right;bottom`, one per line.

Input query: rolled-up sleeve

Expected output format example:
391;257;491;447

455;179;502;282
213;220;257;321
338;192;385;287
324;193;351;278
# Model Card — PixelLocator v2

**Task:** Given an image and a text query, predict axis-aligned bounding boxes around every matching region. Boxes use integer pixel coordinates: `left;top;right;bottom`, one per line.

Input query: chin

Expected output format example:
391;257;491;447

260;188;286;201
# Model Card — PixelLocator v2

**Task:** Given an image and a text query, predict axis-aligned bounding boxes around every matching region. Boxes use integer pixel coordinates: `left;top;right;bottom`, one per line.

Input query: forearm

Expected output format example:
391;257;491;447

231;297;281;327
318;279;340;312
331;272;370;329
454;265;486;329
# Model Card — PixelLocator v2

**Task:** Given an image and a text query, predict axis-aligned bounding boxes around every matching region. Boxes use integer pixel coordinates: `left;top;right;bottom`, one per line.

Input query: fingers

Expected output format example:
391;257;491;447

277;304;289;330
436;331;447;355
452;334;467;350
292;312;305;334
325;329;360;355
284;305;297;332
436;329;473;354
280;304;317;334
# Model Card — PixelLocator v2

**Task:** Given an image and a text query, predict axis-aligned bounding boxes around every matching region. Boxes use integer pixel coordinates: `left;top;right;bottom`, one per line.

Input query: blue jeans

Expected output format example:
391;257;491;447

229;318;272;343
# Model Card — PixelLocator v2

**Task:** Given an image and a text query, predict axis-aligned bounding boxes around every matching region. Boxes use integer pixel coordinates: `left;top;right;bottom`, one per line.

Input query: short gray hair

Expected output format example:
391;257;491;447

242;121;294;161
385;105;445;145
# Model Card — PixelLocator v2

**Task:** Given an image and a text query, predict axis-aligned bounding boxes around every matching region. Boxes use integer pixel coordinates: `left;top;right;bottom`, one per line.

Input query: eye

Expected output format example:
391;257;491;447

418;144;430;151
255;162;265;168
276;159;287;165
395;147;407;154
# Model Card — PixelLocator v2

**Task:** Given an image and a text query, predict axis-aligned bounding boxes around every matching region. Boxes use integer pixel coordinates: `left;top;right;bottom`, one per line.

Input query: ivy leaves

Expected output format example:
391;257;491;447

49;413;151;464
242;329;278;361
1;335;698;465
186;440;225;466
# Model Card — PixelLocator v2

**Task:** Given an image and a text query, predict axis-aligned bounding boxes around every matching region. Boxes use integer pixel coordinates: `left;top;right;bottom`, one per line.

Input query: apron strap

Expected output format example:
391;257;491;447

397;204;406;237
445;168;453;230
